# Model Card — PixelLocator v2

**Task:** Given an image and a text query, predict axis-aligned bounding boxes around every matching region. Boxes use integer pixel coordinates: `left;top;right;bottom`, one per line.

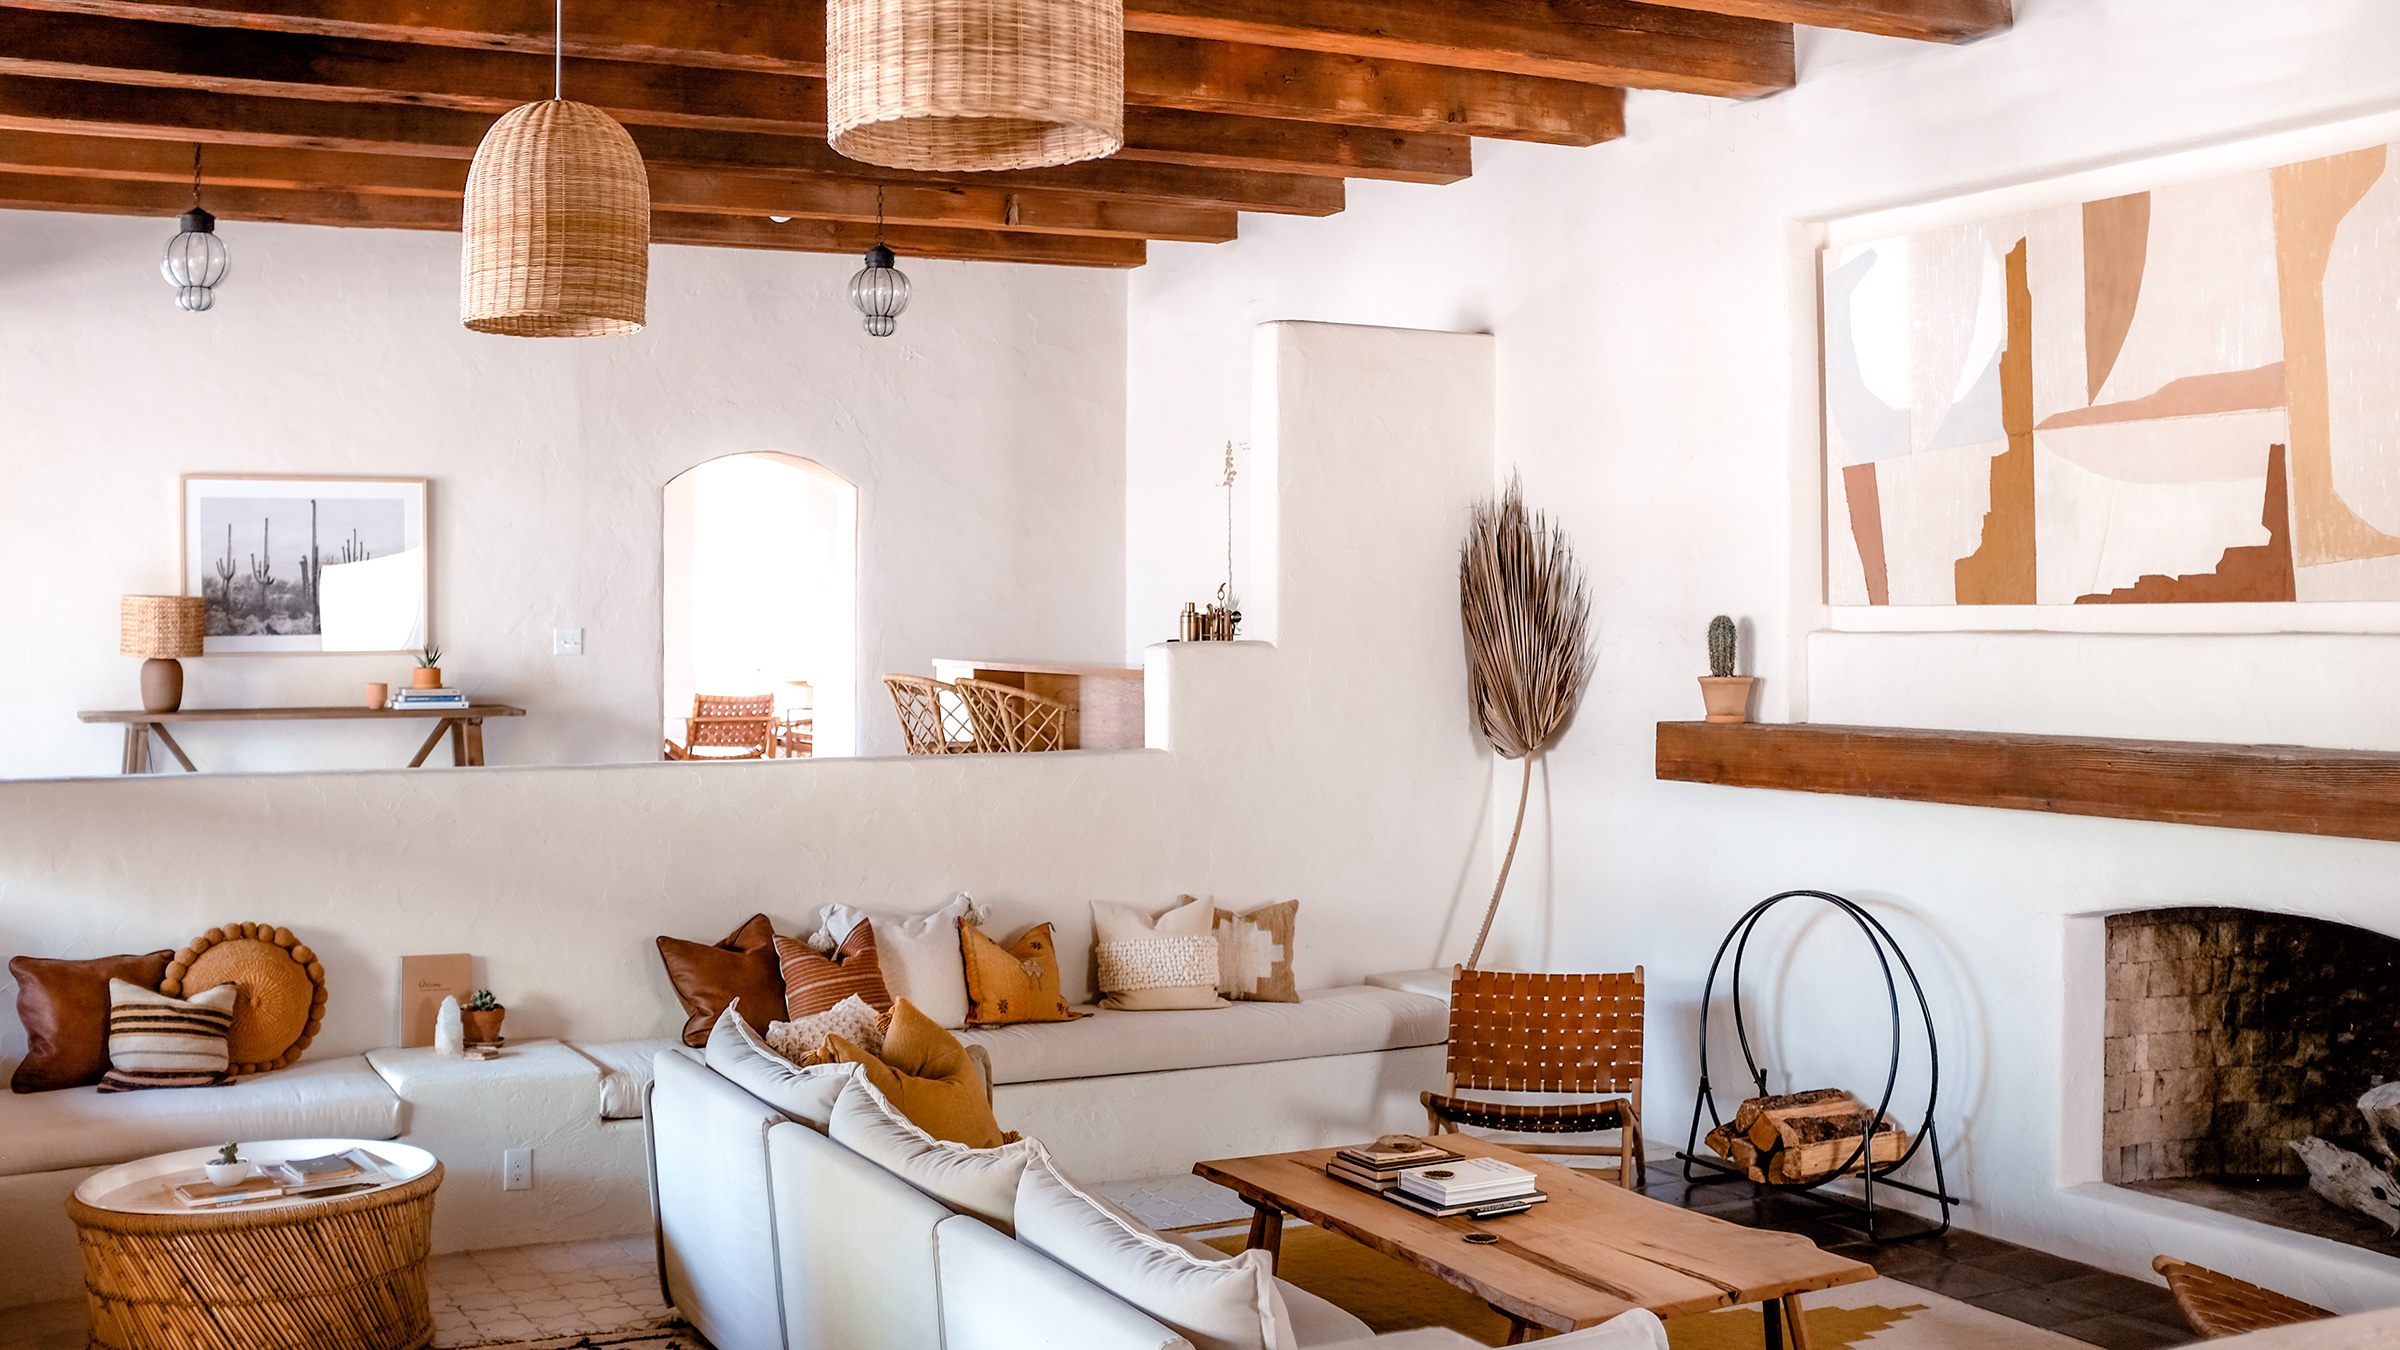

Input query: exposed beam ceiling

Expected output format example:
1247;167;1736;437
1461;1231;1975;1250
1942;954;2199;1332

0;0;2007;267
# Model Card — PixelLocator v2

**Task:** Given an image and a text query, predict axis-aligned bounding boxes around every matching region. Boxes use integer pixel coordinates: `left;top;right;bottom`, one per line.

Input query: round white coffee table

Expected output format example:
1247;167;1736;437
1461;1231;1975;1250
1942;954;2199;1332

69;1138;442;1350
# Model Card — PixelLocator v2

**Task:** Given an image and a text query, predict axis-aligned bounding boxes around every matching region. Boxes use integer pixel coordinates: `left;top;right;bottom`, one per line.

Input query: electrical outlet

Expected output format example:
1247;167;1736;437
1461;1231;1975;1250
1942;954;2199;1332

553;627;584;656
502;1148;533;1191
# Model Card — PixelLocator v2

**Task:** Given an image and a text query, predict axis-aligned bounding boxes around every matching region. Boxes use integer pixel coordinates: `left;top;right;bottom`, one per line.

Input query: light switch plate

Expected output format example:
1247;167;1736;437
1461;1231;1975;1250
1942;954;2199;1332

503;1148;533;1190
553;628;584;656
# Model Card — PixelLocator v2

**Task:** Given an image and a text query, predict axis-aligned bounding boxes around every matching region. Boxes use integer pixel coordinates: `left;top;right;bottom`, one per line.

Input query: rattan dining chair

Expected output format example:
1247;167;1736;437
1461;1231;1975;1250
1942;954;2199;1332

1422;966;1645;1189
662;694;777;760
883;675;981;755
2152;1257;2334;1339
952;678;1069;753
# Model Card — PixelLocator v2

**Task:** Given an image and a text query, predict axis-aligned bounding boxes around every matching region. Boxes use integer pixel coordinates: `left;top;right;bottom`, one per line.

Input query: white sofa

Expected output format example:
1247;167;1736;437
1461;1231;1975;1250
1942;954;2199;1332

647;1045;1666;1350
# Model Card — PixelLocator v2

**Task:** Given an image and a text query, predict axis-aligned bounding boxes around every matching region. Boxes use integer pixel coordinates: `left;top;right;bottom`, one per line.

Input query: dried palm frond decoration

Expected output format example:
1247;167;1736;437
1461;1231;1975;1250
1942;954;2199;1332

1460;477;1594;969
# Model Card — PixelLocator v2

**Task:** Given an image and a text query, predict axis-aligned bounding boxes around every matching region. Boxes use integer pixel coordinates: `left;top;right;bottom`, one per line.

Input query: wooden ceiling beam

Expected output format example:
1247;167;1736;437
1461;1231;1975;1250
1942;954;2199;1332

0;78;1344;216
1645;0;2009;43
0;130;1239;241
1123;0;1793;94
0;171;1147;266
1120;109;1471;184
1127;36;1629;145
0;7;822;134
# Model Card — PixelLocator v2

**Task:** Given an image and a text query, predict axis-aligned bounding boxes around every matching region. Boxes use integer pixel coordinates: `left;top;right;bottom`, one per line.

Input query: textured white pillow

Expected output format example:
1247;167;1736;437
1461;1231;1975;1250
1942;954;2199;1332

1014;1143;1295;1350
813;894;989;1029
768;994;885;1064
704;996;856;1129
827;1073;1040;1233
1092;897;1227;1011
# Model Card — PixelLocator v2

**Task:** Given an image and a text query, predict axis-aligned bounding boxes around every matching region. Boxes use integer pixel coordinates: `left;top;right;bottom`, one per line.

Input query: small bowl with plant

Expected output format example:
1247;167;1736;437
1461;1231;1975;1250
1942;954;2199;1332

204;1143;248;1187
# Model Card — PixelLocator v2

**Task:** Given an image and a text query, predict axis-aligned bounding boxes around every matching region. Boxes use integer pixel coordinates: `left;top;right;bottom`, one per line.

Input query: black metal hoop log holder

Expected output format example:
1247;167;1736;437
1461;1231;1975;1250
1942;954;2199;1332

1675;889;1960;1242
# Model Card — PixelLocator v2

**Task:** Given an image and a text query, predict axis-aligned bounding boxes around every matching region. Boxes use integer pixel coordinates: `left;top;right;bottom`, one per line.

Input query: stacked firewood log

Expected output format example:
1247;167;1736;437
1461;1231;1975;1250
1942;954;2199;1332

1702;1088;1908;1184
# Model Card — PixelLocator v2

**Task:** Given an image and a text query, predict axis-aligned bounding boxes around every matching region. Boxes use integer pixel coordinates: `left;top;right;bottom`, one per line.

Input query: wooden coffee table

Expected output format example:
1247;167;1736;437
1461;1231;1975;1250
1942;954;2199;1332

1196;1135;1874;1346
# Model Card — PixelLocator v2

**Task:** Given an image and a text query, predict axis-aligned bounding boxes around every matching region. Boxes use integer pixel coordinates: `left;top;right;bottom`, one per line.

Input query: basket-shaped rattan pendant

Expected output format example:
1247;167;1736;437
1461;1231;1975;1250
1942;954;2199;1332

462;99;649;337
828;0;1125;172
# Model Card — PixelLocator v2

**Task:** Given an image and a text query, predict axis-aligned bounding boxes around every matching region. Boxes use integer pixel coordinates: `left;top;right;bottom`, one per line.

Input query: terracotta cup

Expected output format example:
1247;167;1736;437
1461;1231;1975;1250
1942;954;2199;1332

365;682;389;709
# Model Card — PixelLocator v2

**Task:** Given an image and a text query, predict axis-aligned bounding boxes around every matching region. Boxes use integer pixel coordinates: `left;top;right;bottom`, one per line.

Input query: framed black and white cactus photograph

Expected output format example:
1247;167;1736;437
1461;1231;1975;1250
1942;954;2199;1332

180;475;429;654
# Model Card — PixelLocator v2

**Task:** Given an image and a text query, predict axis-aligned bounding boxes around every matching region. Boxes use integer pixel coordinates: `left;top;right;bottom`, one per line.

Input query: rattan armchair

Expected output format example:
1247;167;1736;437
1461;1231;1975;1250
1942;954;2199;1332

1422;966;1645;1189
2152;1257;2333;1339
662;694;778;760
953;678;1069;753
884;675;981;755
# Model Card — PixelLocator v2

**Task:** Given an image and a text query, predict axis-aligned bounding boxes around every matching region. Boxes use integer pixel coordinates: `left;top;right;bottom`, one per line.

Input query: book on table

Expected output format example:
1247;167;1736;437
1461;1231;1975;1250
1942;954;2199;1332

170;1176;284;1208
1395;1156;1540;1207
1381;1186;1549;1220
1325;1137;1466;1189
260;1148;391;1194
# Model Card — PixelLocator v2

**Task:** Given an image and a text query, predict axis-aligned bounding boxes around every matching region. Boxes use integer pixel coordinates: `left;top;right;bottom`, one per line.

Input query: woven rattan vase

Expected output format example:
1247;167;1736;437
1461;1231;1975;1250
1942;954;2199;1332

828;0;1124;171
462;100;649;337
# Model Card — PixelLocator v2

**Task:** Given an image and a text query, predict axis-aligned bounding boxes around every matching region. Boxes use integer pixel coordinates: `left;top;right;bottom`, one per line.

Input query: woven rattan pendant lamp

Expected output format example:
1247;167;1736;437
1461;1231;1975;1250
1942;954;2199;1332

461;2;649;336
827;0;1124;172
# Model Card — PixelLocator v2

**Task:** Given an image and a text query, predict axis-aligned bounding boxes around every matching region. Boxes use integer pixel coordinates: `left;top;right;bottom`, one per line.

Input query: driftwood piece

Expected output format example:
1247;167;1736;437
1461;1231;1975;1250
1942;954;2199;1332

2361;1082;2400;1169
2291;1136;2400;1233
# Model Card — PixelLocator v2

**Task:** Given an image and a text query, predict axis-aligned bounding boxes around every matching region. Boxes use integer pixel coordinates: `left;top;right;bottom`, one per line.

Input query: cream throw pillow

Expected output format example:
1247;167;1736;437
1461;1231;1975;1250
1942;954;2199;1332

827;1074;1041;1234
1014;1143;1296;1350
1207;898;1300;1003
768;994;885;1065
99;979;236;1092
704;996;857;1130
813;894;989;1029
1092;897;1226;1011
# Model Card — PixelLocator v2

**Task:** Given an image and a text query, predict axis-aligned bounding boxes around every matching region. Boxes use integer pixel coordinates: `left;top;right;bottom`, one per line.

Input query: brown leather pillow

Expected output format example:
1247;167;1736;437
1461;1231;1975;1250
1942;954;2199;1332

10;951;173;1092
657;914;784;1048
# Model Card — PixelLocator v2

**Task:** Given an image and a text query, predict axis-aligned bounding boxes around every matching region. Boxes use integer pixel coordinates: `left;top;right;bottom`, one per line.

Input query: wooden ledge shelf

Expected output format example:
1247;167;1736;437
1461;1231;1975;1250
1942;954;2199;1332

1656;721;2400;844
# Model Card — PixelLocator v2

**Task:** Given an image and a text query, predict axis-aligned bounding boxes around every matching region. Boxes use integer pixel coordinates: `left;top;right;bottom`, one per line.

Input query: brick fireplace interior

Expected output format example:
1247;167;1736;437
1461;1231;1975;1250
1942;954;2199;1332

2105;906;2400;1254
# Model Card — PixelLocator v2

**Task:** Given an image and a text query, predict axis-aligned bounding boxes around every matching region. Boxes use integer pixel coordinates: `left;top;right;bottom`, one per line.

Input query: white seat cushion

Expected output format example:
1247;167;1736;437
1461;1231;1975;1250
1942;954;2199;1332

957;987;1448;1085
0;1055;401;1178
573;1037;688;1119
1162;1233;1371;1348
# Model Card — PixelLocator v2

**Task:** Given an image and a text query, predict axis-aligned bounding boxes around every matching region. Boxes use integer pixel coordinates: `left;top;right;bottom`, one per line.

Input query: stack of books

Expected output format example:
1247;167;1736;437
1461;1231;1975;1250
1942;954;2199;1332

390;686;469;710
1325;1137;1465;1193
1386;1156;1547;1220
171;1148;393;1209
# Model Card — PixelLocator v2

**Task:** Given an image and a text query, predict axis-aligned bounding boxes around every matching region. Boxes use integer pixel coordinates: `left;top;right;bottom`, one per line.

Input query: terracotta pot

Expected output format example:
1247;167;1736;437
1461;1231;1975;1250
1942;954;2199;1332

412;667;442;689
365;682;389;709
460;1007;505;1043
1699;676;1756;724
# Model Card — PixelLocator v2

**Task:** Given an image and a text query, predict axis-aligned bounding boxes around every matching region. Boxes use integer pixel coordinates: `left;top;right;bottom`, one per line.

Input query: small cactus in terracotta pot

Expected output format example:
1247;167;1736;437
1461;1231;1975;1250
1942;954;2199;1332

460;988;505;1044
1698;615;1756;724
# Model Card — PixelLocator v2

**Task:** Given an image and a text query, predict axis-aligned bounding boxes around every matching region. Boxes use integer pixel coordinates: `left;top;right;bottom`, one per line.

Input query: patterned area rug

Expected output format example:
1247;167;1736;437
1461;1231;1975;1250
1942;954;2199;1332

1208;1226;2088;1349
450;1327;698;1350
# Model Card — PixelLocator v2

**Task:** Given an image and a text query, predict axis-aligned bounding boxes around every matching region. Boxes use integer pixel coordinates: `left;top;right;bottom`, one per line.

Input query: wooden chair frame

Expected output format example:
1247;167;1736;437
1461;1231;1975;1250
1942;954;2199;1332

2152;1256;2334;1339
884;675;981;755
663;694;777;760
952;678;1069;753
1423;965;1645;1190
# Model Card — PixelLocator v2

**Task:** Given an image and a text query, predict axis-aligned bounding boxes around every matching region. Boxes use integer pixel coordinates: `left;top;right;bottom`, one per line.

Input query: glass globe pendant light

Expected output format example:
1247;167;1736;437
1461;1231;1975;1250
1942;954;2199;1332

848;188;911;338
161;144;229;313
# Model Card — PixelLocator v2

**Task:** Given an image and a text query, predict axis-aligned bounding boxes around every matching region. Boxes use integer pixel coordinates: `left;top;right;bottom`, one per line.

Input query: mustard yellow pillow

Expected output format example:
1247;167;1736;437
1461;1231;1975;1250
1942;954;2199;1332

961;922;1079;1026
829;999;1008;1149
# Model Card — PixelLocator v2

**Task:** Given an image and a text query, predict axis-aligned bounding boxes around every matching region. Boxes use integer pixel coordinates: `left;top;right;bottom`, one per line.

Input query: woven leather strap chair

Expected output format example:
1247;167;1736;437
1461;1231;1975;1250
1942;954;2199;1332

1422;966;1645;1190
662;694;777;760
884;675;981;755
2152;1257;2333;1339
953;678;1069;753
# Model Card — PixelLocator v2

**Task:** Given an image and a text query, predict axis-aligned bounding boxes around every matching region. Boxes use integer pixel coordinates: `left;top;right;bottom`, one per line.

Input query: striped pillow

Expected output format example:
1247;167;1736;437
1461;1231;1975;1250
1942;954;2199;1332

99;979;236;1092
775;924;891;1020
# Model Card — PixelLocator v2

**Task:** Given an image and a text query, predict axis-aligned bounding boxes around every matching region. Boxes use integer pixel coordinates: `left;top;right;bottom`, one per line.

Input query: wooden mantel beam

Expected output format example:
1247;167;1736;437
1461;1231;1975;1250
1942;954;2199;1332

1656;721;2400;844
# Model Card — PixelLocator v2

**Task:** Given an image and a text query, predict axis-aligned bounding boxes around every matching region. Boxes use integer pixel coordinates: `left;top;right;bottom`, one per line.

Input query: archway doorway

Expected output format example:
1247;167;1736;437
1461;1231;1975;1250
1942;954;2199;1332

662;453;858;758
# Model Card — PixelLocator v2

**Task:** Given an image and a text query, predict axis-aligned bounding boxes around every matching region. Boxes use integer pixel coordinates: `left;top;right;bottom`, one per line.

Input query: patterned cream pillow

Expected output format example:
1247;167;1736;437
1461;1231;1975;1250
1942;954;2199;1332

1206;899;1299;1003
1091;898;1225;1011
99;979;236;1092
768;994;887;1066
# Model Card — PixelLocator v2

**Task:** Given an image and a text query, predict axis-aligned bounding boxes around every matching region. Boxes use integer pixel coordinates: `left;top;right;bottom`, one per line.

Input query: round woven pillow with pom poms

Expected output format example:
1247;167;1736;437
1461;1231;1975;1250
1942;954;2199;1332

160;923;328;1074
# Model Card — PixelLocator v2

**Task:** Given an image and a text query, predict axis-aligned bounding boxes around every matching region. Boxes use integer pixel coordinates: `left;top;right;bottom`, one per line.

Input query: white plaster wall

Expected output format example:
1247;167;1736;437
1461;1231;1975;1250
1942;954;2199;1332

1124;0;2400;1308
0;318;1490;1109
0;209;1126;774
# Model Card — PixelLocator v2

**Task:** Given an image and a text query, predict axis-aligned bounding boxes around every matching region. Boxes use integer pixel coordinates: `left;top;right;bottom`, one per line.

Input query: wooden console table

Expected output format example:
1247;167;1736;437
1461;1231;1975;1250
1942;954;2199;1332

80;705;526;774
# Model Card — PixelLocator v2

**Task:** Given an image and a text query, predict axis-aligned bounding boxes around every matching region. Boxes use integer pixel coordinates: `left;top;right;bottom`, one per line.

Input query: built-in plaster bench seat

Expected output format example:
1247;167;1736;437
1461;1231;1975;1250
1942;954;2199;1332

957;985;1450;1179
576;1037;688;1119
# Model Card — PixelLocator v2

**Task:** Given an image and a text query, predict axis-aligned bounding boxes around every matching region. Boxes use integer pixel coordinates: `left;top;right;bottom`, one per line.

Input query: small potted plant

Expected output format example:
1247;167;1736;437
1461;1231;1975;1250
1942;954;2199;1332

411;645;443;690
1699;615;1756;724
460;989;505;1044
205;1143;248;1187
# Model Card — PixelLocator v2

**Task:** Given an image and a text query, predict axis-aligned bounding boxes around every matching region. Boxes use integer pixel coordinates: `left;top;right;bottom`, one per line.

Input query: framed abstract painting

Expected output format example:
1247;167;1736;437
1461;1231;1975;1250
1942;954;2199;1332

180;475;429;654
